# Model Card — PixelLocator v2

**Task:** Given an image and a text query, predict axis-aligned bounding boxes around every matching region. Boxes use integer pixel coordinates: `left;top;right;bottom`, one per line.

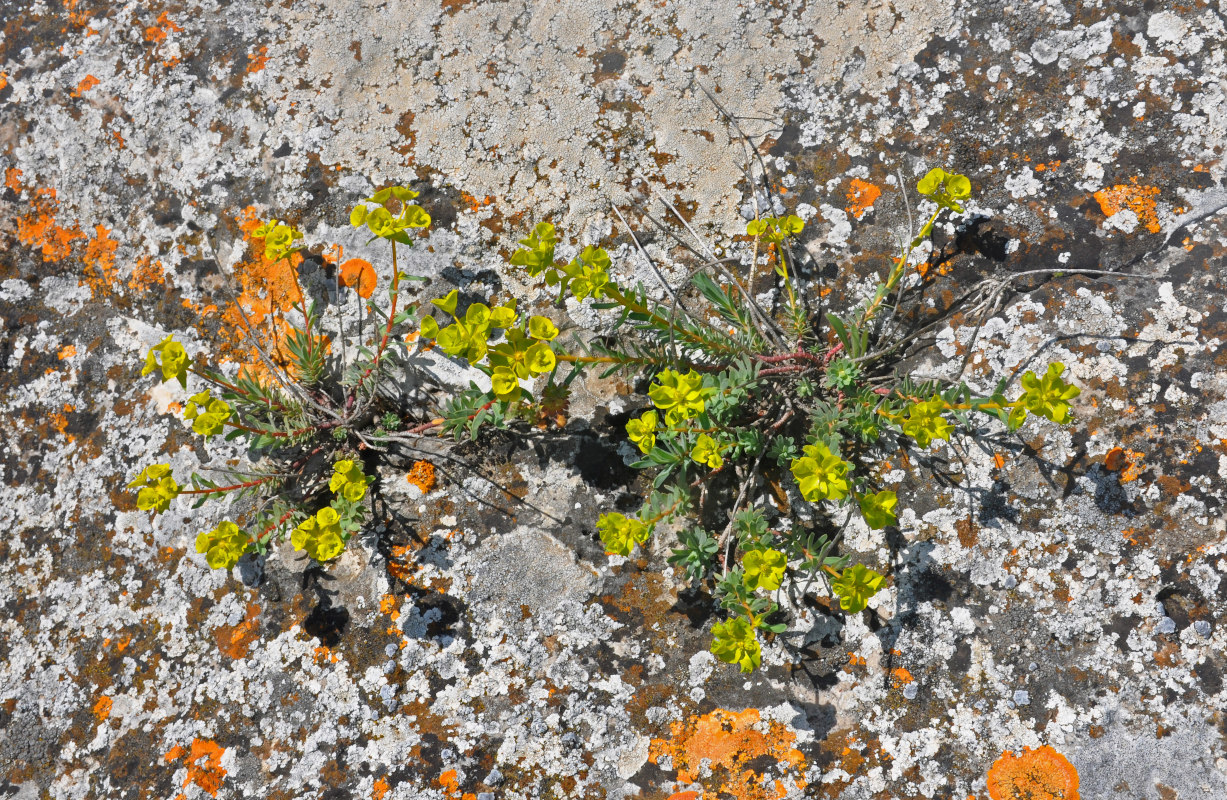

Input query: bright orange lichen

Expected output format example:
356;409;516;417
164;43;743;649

1117;449;1145;483
891;667;914;685
986;745;1079;800
82;224;119;298
165;738;227;797
340;258;377;299
649;708;807;800
58;344;77;360
246;45;269;74
407;460;437;493
144;11;182;42
667;793;701;800
373;777;391;800
13;180;85;262
92;695;112;721
845;178;881;220
71;74;99;97
1093;181;1160;234
128;255;166;292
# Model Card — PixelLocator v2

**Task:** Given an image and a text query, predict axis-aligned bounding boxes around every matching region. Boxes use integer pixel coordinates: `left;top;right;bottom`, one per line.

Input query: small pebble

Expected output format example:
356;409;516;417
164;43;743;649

484;770;503;786
385;642;399;657
1194;620;1212;638
1156;617;1177;635
1028;662;1038;672
1013;690;1030;706
903;683;919;700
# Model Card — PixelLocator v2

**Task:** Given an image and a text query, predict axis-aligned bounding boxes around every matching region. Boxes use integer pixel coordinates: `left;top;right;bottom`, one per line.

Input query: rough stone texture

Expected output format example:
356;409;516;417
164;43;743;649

3;1;1227;799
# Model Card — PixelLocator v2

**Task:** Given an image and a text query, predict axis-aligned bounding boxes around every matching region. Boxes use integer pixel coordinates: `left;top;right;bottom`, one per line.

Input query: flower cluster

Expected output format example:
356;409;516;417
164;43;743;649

195;520;249;570
745;214;804;244
742;548;786;591
183;390;232;437
710;617;761;673
350;185;431;242
1017;362;1080;424
900;397;954;448
127;464;181;514
253;219;304;261
648;369;711;425
858;489;898;530
690;433;724;470
329;459;369;502
917;167;972;213
625;410;658;454
510;224;613;302
419;290;560;402
292;507;346;562
141;334;190;388
596;512;651;557
789;442;850;503
831;564;886;613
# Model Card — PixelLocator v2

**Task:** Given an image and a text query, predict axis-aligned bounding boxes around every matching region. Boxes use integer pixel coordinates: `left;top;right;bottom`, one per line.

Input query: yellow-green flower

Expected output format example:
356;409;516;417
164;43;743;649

649;369;709;425
527;316;559;341
127;464;181;514
292;506;347;563
859;489;898;530
141;335;191;388
625;411;658;454
184;390;232;437
831;564;886;613
1018;362;1081;424
566;246;613;300
490;367;522;402
900;397;953;448
690;434;724;470
525;342;556;375
195;520;248;570
489;303;518;329
743;548;786;591
351;189;432;240
329;459;368;502
253;219;303;261
508;222;557;277
789;443;850;502
597;512;651;556
710;617;761;673
916;168;972;212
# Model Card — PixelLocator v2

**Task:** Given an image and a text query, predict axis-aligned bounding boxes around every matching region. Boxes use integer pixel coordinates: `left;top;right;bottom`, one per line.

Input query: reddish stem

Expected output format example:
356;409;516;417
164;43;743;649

181;476;273;495
351;240;403;398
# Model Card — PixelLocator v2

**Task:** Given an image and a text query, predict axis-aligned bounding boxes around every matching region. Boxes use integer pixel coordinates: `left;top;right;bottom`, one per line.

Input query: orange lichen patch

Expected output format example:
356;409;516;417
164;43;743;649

340;258;377;299
91;695;112;721
387;543;420;583
994;452;1006;470
82;225;119;298
0;73;7;91
438;769;460;796
71;74;100;97
1117;449;1145;483
1094;181;1161;234
246;45;269;73
164;745;188;763
214;601;261;659
57;344;77;360
986;745;1080;800
668;793;702;800
1033;161;1062;172
845;178;881;220
49;410;71;439
1103;447;1127;472
459;190;495;211
144;11;183;42
215;207;309;364
407;460;437;493
379;593;401;621
372;777;391;800
891;667;914;685
128;256;166;292
14;182;85;262
182;738;226;796
649;708;807;800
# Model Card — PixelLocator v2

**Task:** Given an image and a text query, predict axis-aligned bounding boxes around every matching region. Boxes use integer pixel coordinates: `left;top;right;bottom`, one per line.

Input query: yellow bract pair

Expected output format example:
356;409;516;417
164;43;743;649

789;442;851;503
184;390;232;437
329;459;368;502
195;520;249;570
597;512;651;557
127;463;181;514
141;335;190;389
648;369;710;425
253;219;303;261
292;507;346;562
350;185;431;240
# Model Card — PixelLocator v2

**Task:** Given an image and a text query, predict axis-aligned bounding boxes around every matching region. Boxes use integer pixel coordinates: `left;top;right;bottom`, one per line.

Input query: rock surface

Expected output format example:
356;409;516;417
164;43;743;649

3;1;1227;799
